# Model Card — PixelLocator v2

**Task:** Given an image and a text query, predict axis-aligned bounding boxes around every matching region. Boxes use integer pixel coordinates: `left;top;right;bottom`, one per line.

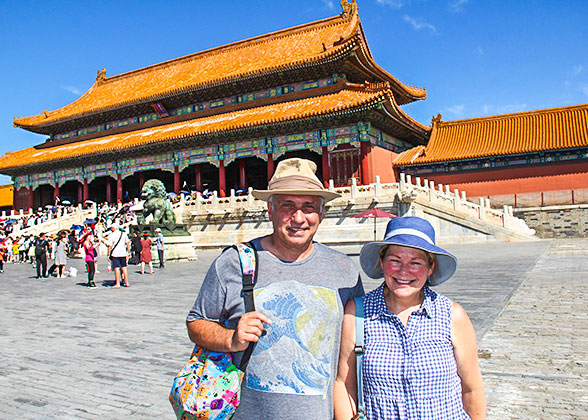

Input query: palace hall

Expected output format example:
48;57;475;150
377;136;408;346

2;0;587;211
1;0;429;210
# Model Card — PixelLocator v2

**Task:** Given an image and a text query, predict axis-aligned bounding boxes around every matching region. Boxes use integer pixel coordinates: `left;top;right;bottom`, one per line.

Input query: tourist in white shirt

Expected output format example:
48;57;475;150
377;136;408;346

107;224;131;288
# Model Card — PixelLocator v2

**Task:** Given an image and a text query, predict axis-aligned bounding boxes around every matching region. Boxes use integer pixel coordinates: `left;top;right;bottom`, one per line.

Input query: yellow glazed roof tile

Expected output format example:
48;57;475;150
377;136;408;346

1;86;391;171
14;2;425;129
0;184;13;207
394;104;588;165
394;146;426;164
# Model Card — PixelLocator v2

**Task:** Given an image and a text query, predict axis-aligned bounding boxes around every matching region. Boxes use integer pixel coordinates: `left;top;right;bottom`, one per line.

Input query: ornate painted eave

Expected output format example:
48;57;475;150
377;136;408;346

13;0;425;133
2;82;420;174
394;103;588;166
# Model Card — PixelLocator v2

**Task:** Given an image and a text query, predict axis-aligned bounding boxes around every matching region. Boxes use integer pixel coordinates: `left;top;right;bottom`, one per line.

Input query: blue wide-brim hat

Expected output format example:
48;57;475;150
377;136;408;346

359;216;458;286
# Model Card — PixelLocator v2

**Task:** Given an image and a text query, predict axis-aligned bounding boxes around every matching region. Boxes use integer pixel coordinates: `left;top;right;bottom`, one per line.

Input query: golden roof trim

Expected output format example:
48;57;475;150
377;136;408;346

3;85;394;172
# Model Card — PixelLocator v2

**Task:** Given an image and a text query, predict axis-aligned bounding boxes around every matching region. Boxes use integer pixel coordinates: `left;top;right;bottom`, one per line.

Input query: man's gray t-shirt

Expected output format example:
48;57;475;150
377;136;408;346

187;237;364;420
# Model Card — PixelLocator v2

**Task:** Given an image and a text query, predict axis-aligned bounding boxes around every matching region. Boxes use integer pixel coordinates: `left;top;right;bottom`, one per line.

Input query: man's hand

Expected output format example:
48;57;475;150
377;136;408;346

231;311;272;352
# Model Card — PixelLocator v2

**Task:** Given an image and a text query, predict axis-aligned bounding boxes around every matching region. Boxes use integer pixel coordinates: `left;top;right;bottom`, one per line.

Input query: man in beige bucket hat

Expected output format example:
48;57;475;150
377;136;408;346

186;158;364;420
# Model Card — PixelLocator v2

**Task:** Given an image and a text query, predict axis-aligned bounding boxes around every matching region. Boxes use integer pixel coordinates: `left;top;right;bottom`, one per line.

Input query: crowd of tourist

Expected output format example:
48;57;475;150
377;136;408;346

0;204;78;237
0;201;144;285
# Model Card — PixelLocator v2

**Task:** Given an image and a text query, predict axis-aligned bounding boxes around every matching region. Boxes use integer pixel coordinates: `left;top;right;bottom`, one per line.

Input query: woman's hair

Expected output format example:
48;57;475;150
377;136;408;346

378;244;436;267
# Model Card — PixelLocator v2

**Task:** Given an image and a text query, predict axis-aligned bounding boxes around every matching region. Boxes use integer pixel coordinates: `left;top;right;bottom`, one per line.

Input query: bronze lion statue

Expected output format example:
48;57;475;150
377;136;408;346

139;179;176;225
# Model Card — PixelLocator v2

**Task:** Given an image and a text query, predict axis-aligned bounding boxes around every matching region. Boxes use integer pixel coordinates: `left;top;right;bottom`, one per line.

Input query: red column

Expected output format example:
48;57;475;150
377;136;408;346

83;179;89;202
332;154;339;185
321;146;331;188
13;188;20;211
267;154;275;181
239;159;246;190
174;166;180;195
117;174;123;203
139;172;145;190
218;160;226;197
360;141;371;185
53;184;60;204
106;177;112;203
195;164;202;191
77;183;83;204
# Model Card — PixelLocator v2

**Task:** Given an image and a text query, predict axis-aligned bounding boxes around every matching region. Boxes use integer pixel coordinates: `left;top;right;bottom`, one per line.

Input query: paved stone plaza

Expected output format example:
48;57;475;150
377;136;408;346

1;239;586;419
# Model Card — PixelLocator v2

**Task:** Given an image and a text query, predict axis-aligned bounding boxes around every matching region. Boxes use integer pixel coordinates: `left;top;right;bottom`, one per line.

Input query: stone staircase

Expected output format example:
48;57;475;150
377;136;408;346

7;205;96;237
172;173;537;248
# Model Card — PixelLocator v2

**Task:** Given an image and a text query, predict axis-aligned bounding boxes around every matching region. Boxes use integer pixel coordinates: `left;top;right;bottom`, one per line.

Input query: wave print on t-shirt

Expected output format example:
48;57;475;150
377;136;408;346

246;280;338;395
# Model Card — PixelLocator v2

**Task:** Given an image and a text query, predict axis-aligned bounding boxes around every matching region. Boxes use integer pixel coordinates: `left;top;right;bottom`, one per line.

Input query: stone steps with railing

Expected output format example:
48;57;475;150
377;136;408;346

397;174;536;240
170;173;536;247
5;205;96;237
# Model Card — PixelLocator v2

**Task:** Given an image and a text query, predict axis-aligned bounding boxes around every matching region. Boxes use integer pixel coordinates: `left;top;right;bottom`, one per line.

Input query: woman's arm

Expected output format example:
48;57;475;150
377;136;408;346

451;302;486;420
334;299;359;420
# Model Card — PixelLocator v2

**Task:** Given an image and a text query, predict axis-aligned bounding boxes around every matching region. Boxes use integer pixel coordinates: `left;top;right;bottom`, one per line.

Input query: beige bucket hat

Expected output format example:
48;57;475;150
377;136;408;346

252;158;341;202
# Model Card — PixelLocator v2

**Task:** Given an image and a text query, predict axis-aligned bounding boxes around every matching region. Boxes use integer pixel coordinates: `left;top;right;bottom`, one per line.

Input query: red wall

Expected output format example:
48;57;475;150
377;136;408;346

403;160;588;197
369;146;399;184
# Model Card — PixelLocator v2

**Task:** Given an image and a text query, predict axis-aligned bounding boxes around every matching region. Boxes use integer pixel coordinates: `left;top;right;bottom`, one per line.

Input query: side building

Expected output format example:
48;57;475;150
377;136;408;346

394;104;588;207
2;0;429;210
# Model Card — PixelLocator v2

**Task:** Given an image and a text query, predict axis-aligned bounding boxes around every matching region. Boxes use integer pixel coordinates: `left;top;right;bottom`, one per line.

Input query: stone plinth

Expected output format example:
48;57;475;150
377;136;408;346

160;235;198;261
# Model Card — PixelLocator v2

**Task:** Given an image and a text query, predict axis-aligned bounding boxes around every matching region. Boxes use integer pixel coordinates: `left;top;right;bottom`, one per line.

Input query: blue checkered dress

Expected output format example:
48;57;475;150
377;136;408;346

361;285;469;419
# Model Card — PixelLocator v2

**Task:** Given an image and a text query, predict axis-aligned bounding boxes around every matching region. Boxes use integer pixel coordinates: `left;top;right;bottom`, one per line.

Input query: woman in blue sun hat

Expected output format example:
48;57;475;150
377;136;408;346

334;216;486;420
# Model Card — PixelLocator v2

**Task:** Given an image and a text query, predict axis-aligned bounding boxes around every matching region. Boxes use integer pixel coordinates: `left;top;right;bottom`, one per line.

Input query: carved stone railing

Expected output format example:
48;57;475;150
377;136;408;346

397;173;535;236
173;173;535;241
8;204;96;237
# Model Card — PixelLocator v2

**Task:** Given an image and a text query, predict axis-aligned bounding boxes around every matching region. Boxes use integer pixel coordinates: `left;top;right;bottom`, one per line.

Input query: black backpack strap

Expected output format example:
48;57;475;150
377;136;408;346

232;241;259;371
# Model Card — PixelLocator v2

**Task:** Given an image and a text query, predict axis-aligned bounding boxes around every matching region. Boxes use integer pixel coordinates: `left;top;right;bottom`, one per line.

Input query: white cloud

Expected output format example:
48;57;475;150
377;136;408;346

403;15;437;33
449;0;468;12
573;64;583;76
61;85;81;95
481;104;528;116
446;104;465;116
376;0;409;9
322;0;335;10
581;83;588;98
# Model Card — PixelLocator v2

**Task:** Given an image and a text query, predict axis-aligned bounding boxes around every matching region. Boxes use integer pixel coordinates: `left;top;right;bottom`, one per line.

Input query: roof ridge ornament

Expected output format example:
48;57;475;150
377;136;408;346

432;114;443;127
96;68;106;84
340;0;358;18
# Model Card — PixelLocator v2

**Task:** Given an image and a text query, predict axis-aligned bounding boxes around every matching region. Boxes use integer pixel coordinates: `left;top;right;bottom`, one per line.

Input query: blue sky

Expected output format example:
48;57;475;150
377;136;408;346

0;0;587;185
